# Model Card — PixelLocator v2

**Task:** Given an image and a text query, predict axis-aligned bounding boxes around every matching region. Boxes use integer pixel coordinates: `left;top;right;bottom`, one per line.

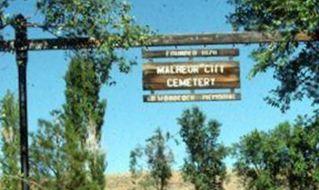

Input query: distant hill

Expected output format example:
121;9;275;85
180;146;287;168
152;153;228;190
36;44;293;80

105;172;243;190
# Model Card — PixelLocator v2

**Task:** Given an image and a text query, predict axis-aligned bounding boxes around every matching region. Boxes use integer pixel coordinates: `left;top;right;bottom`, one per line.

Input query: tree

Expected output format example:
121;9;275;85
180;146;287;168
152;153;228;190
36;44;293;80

227;0;319;114
145;128;174;190
30;110;67;190
129;146;144;178
233;117;319;190
30;55;108;190
63;55;107;190
129;128;174;190
177;107;228;190
232;130;280;190
0;91;20;190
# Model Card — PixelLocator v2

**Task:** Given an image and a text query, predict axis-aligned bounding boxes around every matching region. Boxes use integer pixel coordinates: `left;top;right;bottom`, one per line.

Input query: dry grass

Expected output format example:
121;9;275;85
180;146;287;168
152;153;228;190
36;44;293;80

105;172;243;190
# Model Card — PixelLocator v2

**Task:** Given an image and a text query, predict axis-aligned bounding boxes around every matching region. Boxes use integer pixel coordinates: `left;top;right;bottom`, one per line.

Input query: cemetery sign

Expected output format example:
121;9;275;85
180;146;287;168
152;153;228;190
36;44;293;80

143;61;240;90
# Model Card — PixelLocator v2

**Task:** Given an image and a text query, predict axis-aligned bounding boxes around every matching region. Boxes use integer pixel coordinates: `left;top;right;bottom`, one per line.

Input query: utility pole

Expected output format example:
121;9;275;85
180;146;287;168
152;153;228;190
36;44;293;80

1;14;318;190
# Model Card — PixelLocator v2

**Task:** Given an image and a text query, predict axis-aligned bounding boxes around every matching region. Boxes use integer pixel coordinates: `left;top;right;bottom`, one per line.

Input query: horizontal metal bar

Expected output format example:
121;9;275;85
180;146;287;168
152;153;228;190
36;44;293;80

0;32;317;52
0;38;104;52
0;40;14;52
28;38;103;51
146;32;315;46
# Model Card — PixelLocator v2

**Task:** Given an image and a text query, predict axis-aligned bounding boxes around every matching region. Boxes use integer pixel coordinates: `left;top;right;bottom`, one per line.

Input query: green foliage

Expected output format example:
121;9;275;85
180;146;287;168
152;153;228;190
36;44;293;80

233;117;319;190
1;0;151;84
36;0;149;40
145;128;174;190
0;0;12;40
63;55;107;190
129;128;174;190
36;0;151;85
30;56;107;190
227;0;319;113
0;91;20;190
130;146;143;178
178;107;228;190
1;1;149;189
0;0;150;189
62;55;106;189
129;146;155;190
30;110;67;189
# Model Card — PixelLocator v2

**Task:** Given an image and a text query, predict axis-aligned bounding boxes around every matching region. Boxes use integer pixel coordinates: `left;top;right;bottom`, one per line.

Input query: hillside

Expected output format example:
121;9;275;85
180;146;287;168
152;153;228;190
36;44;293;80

105;172;243;190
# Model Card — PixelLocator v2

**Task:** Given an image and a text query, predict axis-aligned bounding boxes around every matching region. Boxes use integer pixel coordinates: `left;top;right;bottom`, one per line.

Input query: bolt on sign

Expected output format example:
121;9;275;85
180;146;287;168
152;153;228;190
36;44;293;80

142;48;241;103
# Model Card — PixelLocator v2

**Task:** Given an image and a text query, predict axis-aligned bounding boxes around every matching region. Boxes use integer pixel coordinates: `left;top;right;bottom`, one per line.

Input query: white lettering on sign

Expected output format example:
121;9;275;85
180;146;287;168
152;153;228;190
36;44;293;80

156;65;199;74
165;50;196;57
201;93;235;101
143;62;239;90
204;65;224;74
164;50;219;57
155;94;197;102
144;93;240;102
201;50;218;56
156;64;225;75
166;78;215;88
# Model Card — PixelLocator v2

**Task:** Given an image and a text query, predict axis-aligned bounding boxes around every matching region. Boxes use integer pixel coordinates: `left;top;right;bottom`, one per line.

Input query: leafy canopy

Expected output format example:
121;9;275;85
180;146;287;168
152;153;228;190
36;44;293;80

0;91;20;190
30;56;107;190
233;117;319;190
0;0;150;84
129;128;174;190
178;107;228;190
145;128;174;190
228;0;319;113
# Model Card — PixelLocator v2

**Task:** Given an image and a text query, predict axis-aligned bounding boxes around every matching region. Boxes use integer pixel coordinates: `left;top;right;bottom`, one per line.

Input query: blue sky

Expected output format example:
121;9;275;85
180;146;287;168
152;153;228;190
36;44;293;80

0;0;314;174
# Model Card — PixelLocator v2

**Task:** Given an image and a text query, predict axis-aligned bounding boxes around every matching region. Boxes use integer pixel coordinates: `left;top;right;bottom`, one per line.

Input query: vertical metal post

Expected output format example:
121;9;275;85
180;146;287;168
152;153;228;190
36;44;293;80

14;14;30;190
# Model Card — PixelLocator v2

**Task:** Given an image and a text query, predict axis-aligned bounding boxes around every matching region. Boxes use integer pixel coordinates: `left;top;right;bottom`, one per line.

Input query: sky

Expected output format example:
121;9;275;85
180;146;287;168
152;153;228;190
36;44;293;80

0;0;314;174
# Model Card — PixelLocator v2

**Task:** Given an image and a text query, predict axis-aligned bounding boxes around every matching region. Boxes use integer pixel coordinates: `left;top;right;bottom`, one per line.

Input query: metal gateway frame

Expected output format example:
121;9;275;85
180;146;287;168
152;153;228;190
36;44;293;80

0;14;318;190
